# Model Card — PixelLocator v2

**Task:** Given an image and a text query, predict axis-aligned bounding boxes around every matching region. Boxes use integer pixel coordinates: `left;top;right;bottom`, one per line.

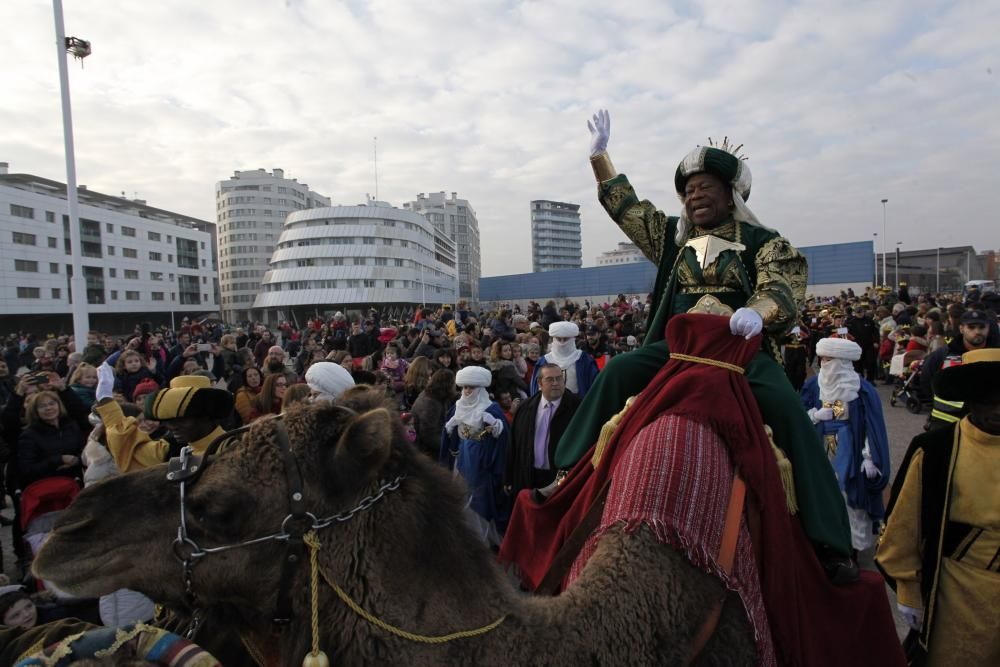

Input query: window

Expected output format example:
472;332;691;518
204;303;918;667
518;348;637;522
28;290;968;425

109;268;117;278
48;237;58;248
17;287;40;299
148;231;161;241
385;280;394;288
201;276;207;284
12;232;36;245
121;226;136;237
125;291;140;300
374;258;387;266
151;291;164;301
14;259;38;272
149;251;162;261
9;204;34;219
200;241;205;249
46;211;55;223
50;262;59;274
363;237;375;245
124;269;139;279
106;223;114;233
123;248;137;259
353;258;365;265
363;279;376;288
150;271;163;281
107;246;115;255
110;290;118;300
51;288;61;299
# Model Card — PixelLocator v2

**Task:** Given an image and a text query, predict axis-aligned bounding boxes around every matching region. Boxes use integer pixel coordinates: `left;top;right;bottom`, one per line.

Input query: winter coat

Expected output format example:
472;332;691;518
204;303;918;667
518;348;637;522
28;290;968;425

410;389;455;458
17;418;85;488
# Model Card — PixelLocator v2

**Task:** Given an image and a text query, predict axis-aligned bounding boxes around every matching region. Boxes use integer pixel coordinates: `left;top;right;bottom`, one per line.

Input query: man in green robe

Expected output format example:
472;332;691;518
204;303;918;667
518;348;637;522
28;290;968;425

554;110;854;573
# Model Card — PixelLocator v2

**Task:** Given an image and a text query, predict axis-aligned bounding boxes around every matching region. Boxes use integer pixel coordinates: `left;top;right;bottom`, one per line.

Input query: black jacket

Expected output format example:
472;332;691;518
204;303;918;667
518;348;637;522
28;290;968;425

17;418;85;488
504;390;580;494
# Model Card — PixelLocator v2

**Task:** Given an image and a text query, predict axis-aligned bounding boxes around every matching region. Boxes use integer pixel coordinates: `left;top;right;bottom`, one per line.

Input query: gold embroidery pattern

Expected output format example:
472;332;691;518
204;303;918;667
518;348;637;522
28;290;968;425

824;433;838;458
749;236;808;331
679;285;740;294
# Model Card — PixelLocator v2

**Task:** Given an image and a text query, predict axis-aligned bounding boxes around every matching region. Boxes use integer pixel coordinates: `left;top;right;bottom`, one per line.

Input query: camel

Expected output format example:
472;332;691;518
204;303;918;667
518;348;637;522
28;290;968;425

35;389;757;666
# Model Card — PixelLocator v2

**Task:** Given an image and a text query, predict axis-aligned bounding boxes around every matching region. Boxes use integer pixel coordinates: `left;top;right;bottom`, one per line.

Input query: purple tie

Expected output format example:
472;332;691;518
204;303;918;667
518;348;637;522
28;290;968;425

534;402;555;469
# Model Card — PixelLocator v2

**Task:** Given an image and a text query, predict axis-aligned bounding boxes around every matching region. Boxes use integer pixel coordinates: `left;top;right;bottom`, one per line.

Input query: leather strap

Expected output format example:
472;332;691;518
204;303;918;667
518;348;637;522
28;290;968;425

272;419;307;628
686;471;746;664
535;477;613;596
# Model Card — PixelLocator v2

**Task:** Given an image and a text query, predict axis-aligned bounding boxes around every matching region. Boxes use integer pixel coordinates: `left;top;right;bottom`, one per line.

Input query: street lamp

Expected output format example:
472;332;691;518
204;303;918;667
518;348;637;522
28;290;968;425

881;199;888;287
52;0;90;347
895;241;902;289
873;233;879;286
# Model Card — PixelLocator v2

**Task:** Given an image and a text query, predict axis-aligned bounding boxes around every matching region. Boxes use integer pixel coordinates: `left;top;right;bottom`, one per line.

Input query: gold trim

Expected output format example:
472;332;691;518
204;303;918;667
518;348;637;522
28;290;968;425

679;285;740;294
670;352;745;374
686;294;735;316
590;151;617;182
745;294;781;325
923;426;962;649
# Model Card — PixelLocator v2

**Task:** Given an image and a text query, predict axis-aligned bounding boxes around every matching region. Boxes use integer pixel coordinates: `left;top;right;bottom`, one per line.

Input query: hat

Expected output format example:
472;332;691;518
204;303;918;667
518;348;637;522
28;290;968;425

675;144;752;202
529;322;542;330
132;378;160;402
305;361;355;402
378;327;397;344
933;348;1000;402
586;324;600;335
815;337;862;361
0;586;29;619
626;335;638;347
549;321;579;338
145;375;234;421
960;310;989;326
456;366;491;388
512;314;528;324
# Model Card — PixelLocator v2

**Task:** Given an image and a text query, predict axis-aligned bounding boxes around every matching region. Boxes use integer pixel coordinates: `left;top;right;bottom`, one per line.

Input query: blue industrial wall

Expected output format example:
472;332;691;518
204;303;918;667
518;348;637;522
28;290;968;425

480;241;874;301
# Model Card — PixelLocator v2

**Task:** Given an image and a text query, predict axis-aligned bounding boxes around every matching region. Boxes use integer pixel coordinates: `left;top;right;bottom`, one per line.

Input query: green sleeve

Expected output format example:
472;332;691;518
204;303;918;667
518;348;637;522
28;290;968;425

597;174;673;265
745;235;809;334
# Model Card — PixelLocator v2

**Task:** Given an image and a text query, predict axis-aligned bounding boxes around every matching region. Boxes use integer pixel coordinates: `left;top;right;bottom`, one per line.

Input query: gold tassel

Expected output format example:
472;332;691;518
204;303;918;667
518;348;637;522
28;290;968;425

764;426;798;515
591;396;637;468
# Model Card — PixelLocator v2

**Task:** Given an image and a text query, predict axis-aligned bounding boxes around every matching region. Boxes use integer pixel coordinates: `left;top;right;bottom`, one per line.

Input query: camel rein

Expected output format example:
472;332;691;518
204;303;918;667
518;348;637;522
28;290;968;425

166;414;507;660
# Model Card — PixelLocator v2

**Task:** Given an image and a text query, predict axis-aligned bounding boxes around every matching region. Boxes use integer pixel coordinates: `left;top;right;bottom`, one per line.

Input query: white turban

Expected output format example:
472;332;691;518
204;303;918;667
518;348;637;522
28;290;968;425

548;321;579;338
305;362;355;402
816;337;862;361
455;366;492;388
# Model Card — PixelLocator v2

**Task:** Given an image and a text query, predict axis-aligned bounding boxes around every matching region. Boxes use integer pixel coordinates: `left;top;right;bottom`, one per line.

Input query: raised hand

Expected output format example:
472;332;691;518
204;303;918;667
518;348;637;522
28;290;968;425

587;109;611;157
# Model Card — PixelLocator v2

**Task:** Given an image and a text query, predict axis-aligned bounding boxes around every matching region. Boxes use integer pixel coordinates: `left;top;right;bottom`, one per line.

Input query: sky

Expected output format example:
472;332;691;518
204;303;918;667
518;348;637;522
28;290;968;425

2;0;997;277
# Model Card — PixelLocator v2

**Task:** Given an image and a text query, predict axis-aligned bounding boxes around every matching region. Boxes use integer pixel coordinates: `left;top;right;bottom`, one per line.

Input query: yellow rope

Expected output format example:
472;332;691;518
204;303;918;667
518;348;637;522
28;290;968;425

305;530;507;644
669;352;746;374
305;531;325;659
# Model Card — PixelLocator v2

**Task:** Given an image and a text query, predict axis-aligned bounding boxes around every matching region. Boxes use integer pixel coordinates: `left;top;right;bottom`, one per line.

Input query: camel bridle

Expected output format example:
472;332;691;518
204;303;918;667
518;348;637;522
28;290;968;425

166;411;405;639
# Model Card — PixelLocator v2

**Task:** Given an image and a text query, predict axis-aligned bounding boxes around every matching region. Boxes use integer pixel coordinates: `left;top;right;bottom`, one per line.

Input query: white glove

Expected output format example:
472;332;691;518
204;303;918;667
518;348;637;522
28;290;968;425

587;109;610;157
729;308;763;339
897;603;923;630
482;412;498;426
481;412;503;437
445;416;461;434
96;362;116;402
861;459;881;479
808;407;835;423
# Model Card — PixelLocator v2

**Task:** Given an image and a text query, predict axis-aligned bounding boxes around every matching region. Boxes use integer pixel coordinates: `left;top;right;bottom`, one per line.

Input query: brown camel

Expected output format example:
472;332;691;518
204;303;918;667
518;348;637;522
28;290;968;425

35;389;757;666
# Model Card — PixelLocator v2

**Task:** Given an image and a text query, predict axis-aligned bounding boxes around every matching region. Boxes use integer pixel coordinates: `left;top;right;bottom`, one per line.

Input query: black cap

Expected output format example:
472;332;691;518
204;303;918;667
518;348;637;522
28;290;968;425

961;310;989;325
586;324;600;335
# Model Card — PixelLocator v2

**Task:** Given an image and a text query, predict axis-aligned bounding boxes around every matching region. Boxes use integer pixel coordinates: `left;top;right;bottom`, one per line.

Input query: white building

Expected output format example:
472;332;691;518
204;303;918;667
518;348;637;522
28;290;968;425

216;168;330;322
596;241;645;266
401;191;481;304
252;200;458;325
531;200;582;272
0;162;217;334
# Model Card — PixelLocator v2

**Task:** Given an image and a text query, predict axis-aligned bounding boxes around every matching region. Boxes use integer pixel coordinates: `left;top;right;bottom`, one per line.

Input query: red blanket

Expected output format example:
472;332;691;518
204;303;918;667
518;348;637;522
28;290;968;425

499;313;905;666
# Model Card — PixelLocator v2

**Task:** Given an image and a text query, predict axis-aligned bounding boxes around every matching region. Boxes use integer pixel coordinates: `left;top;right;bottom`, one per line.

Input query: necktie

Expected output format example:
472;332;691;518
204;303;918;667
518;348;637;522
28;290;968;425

534;402;555;469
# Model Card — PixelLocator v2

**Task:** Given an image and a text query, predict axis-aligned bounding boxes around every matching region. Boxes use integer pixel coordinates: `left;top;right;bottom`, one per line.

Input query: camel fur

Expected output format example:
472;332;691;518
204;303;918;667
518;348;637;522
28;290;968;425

35;389;756;666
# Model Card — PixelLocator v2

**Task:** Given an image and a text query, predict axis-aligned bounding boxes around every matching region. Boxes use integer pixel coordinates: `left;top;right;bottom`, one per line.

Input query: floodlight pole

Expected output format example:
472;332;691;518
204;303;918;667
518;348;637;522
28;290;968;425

880;199;888;287
53;0;90;347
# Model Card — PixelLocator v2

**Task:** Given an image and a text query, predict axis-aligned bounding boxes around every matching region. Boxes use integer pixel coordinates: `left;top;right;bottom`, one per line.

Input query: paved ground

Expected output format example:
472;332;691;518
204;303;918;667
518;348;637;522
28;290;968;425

0;377;925;639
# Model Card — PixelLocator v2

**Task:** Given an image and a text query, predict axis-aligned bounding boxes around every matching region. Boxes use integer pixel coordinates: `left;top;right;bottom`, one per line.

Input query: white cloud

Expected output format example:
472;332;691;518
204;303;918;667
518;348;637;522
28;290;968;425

1;0;996;280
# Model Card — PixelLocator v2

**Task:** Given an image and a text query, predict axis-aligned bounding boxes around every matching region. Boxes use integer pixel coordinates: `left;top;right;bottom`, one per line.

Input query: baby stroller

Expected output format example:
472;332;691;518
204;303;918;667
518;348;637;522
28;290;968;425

890;358;929;414
20;477;81;596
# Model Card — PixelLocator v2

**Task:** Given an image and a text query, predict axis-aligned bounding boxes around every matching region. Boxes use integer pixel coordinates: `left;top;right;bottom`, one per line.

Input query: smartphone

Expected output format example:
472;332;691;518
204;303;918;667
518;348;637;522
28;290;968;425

197;343;212;352
28;373;49;385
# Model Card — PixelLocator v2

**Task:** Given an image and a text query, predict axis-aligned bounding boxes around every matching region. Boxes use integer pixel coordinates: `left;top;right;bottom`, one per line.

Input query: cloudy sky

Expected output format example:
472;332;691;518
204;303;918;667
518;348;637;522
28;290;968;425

2;0;997;276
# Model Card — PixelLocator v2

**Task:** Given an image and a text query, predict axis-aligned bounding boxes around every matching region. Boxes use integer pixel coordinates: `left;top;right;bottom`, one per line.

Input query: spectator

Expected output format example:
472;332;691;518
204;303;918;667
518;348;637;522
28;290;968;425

378;343;409;406
304;361;355;403
529;322;599;398
233;366;263;425
281;383;312;411
488;340;528;398
403;356;433;409
410;368;456;459
112;350;160;403
17;391;85;488
67;363;98;410
254;374;288;419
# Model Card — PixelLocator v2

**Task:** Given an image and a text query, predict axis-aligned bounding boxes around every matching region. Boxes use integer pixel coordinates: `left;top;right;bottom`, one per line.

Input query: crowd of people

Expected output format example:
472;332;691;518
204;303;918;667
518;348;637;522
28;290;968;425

0;107;996;663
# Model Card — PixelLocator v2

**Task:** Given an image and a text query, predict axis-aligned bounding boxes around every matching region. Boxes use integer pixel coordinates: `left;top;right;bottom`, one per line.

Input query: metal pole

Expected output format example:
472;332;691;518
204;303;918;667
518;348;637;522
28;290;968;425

873;234;879;286
52;0;90;348
936;248;940;294
895;244;900;288
967;249;971;282
881;199;888;287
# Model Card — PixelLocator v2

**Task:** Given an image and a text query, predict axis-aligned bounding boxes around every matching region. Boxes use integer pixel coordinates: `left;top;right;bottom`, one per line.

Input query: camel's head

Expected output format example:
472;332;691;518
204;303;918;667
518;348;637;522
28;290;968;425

34;387;435;617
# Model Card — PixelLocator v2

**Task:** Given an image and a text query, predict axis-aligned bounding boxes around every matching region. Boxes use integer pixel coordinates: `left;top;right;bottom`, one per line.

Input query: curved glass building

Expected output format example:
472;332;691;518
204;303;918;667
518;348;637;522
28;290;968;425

252;201;458;322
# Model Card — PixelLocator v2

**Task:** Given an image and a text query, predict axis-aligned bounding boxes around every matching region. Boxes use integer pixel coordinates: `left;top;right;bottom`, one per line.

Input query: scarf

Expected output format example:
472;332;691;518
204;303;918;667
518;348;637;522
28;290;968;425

817;358;860;405
453;387;492;429
547;339;581;368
